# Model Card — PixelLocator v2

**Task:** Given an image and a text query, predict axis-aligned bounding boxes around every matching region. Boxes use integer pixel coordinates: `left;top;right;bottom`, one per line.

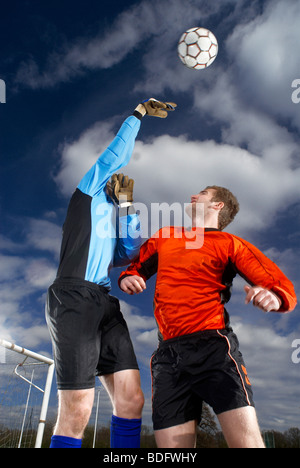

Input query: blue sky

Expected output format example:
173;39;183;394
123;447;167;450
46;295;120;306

1;0;300;432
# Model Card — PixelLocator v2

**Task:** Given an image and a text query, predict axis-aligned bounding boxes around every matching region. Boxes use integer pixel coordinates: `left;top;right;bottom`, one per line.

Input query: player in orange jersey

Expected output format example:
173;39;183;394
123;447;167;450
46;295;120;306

119;186;297;448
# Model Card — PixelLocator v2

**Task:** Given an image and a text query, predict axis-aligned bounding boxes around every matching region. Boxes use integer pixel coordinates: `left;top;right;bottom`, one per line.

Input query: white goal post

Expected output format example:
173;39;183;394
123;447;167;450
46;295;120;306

0;339;55;448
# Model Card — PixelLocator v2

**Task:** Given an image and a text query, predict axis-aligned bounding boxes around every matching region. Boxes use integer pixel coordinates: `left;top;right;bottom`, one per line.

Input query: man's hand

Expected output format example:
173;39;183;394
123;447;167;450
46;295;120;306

244;285;282;312
120;275;146;295
135;98;177;118
106;173;134;206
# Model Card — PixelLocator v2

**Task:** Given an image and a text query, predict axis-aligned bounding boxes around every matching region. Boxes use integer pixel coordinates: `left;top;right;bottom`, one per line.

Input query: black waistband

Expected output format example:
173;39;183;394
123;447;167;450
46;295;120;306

53;276;109;294
158;327;233;346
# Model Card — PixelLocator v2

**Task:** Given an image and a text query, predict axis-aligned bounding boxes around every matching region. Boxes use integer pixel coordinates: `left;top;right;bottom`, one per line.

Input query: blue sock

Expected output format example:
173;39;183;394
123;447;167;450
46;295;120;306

110;415;142;448
50;435;82;448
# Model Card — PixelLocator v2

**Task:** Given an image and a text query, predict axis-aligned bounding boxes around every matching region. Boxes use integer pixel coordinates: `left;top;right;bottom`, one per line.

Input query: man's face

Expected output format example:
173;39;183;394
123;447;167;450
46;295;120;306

190;188;216;206
185;188;216;219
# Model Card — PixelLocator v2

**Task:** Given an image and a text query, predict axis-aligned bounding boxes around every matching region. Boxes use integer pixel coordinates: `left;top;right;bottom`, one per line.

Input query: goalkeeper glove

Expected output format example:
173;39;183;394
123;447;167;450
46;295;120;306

135;98;177;118
106;173;134;208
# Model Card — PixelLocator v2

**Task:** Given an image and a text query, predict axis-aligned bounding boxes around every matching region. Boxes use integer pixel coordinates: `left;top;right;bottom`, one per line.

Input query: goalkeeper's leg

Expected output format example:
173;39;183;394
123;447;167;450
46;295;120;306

50;388;95;448
100;369;144;448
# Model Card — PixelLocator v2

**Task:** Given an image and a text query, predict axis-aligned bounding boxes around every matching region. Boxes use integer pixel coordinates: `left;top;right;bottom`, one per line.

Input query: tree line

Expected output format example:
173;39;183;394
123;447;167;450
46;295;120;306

41;404;300;448
1;403;299;448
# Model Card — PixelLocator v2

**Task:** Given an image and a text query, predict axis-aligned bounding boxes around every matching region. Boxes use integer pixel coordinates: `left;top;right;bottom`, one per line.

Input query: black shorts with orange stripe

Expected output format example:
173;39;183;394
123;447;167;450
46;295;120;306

150;328;254;431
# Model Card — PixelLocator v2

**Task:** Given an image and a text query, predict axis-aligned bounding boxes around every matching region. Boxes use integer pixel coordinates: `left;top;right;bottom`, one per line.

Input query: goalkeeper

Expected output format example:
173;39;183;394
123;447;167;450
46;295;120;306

45;98;176;449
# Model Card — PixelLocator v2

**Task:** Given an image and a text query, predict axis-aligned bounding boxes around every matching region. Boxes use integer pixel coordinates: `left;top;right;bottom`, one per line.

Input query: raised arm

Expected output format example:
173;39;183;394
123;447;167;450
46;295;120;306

78;99;177;198
77;115;141;197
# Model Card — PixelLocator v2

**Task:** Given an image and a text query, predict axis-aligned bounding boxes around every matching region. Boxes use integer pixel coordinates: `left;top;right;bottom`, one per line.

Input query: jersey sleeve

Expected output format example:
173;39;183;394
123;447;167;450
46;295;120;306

77;115;141;197
113;212;142;267
118;234;159;285
230;236;297;312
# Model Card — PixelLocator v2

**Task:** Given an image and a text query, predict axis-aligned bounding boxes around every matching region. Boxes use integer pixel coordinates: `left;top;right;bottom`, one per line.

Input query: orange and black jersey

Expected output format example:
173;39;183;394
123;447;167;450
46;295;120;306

119;227;297;341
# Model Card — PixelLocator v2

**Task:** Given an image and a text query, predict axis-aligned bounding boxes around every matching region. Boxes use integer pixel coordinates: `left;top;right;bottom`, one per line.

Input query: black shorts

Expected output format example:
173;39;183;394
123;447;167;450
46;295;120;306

150;329;254;431
45;278;139;390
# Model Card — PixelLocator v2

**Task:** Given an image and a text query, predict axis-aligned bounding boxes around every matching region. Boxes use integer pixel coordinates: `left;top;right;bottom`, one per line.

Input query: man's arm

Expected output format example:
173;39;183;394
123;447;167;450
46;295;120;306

118;234;159;293
231;236;297;313
103;172;143;266
78;99;176;198
77;115;141;197
113;210;142;267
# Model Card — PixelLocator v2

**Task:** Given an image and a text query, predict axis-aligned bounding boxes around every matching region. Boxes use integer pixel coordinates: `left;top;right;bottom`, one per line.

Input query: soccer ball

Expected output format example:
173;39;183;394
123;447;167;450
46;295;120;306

178;27;218;70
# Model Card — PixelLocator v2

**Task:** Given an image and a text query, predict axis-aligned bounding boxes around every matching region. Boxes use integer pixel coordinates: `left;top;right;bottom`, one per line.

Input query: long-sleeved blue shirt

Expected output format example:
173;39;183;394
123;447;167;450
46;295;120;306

56;115;142;289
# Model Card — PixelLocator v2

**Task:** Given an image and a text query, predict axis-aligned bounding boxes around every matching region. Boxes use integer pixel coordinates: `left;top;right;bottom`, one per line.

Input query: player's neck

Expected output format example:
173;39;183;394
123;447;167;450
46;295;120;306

191;212;219;229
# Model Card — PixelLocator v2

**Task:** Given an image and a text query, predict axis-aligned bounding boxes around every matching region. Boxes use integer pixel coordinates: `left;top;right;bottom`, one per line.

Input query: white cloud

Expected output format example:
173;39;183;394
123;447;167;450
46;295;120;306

0;254;26;281
119;300;157;367
1;325;51;350
56;118;300;239
13;0;188;88
54;120;116;197
127;135;300;234
0;216;59;348
230;315;300;430
193;71;298;156
0;235;24;252
24;259;57;289
226;0;300;131
0;262;54;349
131;0;300;169
25;218;62;258
14;0;247;89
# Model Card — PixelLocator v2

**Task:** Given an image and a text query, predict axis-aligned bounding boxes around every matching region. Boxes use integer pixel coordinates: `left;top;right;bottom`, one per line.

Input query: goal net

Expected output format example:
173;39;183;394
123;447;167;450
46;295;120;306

0;339;54;448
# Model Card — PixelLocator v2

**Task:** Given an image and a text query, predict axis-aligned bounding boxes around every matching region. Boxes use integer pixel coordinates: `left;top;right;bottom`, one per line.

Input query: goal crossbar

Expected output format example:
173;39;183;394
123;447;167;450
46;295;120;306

0;339;55;448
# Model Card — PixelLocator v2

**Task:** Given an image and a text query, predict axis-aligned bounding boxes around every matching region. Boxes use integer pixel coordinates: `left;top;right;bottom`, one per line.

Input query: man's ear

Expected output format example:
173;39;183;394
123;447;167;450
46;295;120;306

213;201;224;211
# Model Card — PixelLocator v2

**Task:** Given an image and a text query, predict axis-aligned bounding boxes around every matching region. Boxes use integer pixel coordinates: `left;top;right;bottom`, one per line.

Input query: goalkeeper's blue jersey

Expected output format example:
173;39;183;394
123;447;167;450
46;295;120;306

56;115;142;290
